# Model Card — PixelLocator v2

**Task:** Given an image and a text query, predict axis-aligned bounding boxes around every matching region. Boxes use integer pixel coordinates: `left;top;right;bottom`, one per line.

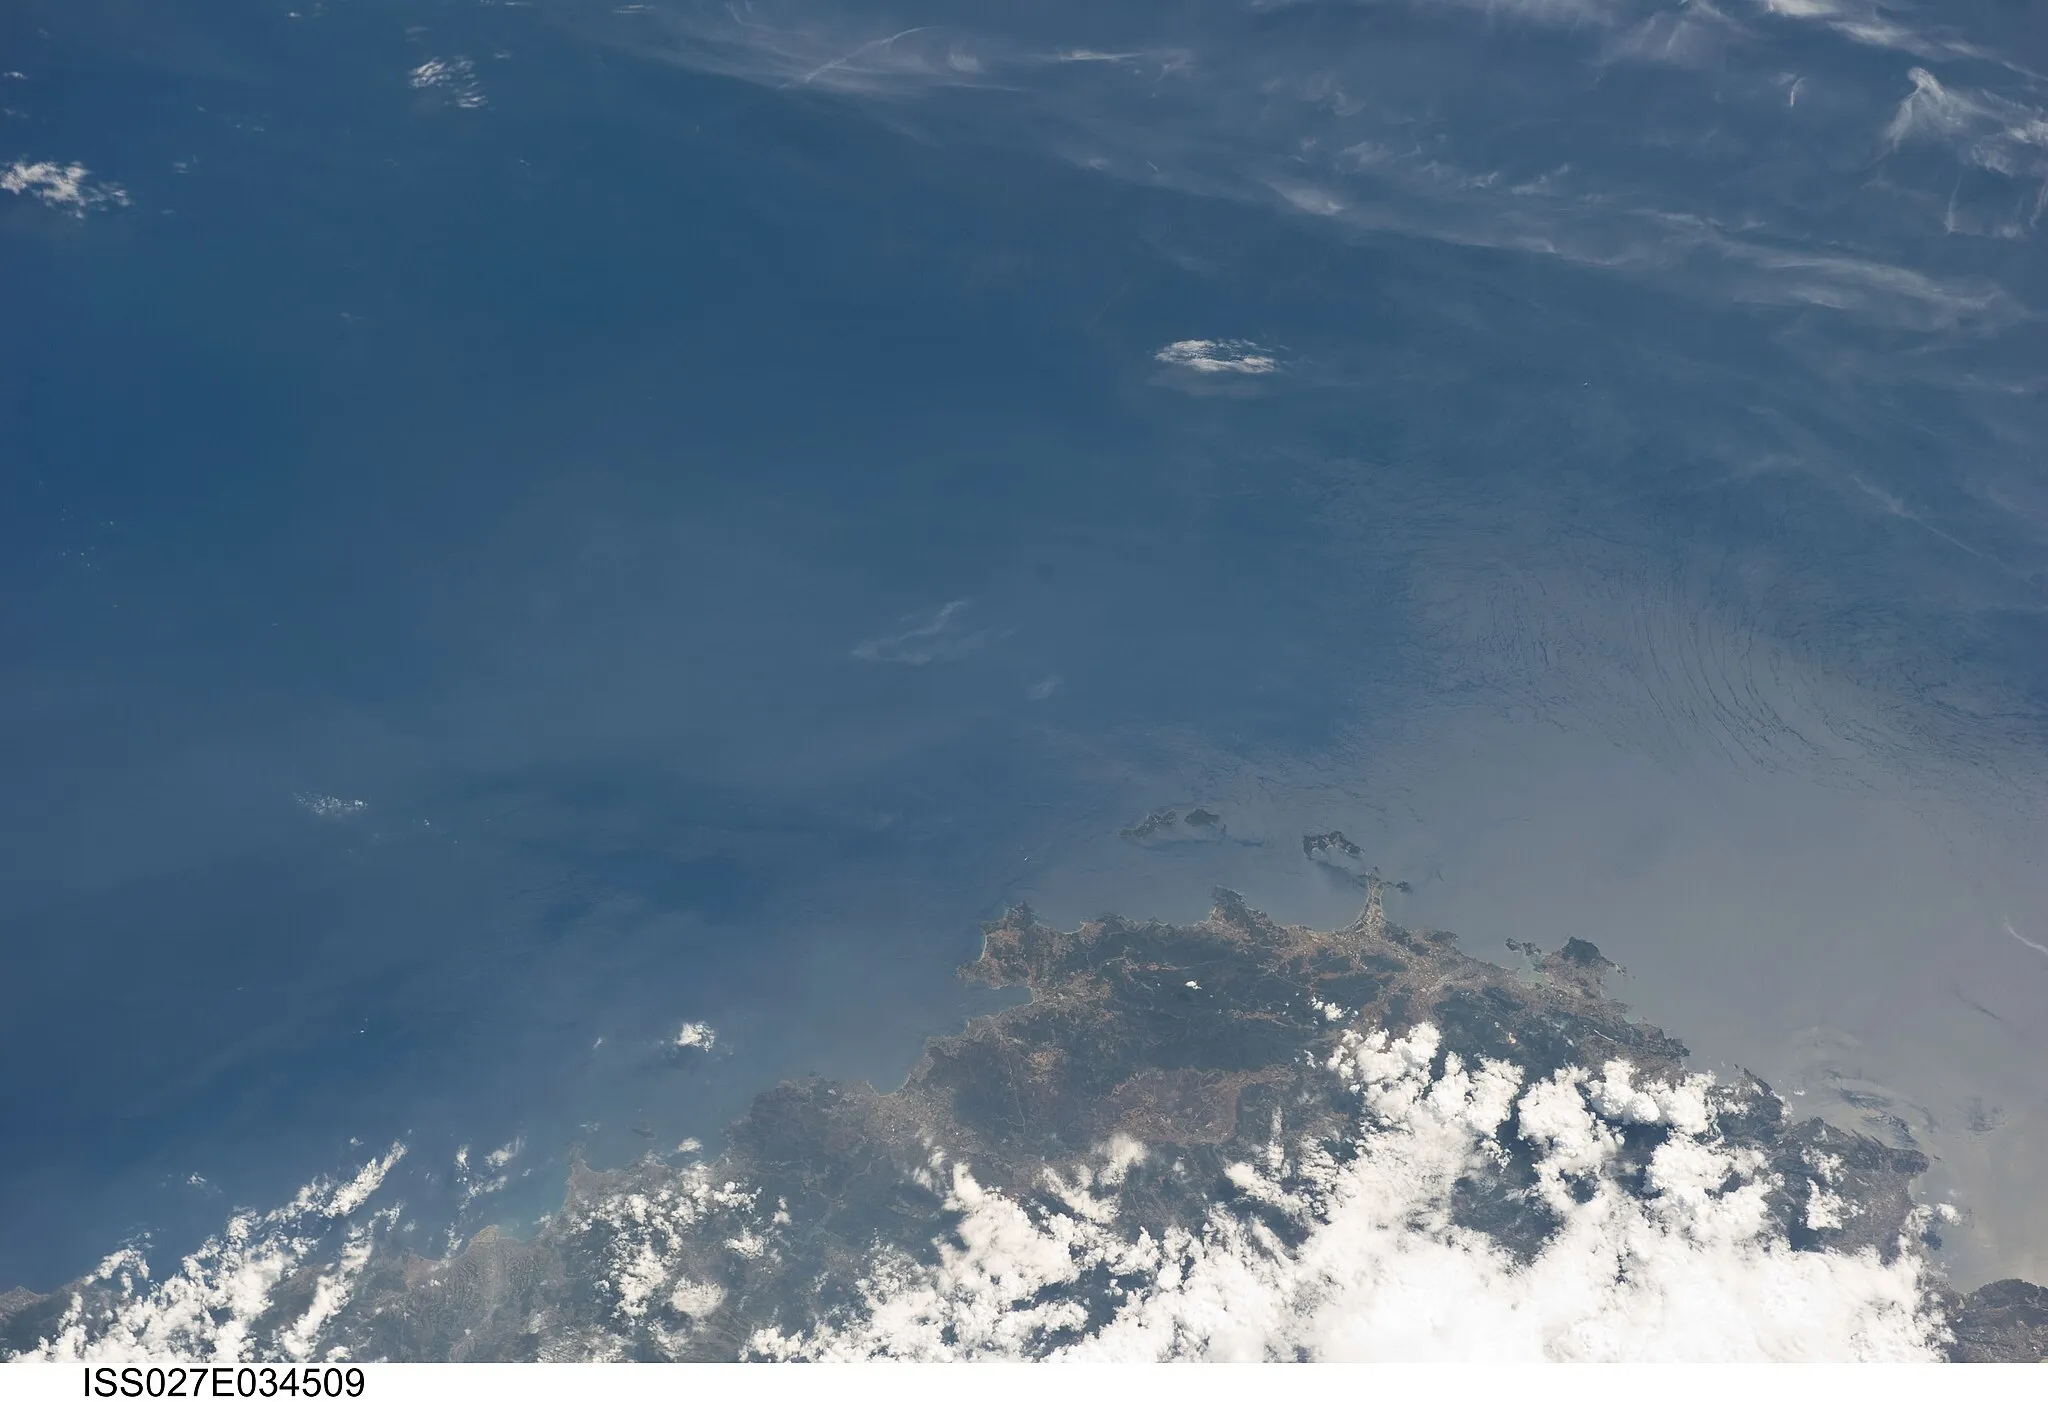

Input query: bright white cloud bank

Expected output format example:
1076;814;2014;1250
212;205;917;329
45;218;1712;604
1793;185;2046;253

11;1024;1953;1362
754;1025;1943;1361
25;1146;405;1364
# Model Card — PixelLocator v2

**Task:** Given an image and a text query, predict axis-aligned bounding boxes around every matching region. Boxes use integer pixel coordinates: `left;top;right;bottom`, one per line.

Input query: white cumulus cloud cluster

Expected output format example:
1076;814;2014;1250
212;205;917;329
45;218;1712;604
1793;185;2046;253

562;1163;790;1362
22;1145;406;1365
673;1021;717;1052
752;1024;1945;1362
2;160;128;216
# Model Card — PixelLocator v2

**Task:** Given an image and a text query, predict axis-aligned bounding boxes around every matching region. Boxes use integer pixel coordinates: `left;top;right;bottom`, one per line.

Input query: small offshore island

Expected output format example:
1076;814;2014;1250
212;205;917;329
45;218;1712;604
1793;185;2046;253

7;882;2045;1362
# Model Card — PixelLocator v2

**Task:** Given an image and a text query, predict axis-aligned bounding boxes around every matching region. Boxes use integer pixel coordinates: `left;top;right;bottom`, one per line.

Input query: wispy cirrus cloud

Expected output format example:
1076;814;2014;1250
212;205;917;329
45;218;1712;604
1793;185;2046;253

580;0;2035;332
1753;0;2020;67
605;4;1005;97
851;598;991;664
1880;67;2048;237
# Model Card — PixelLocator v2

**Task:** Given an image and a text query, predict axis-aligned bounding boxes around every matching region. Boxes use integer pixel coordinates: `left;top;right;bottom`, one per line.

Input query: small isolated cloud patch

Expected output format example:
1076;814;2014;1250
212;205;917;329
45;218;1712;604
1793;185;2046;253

2005;920;2048;959
295;794;366;819
2;160;128;216
674;1021;718;1052
447;1139;526;1244
852;598;989;664
1153;339;1281;376
409;57;485;109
